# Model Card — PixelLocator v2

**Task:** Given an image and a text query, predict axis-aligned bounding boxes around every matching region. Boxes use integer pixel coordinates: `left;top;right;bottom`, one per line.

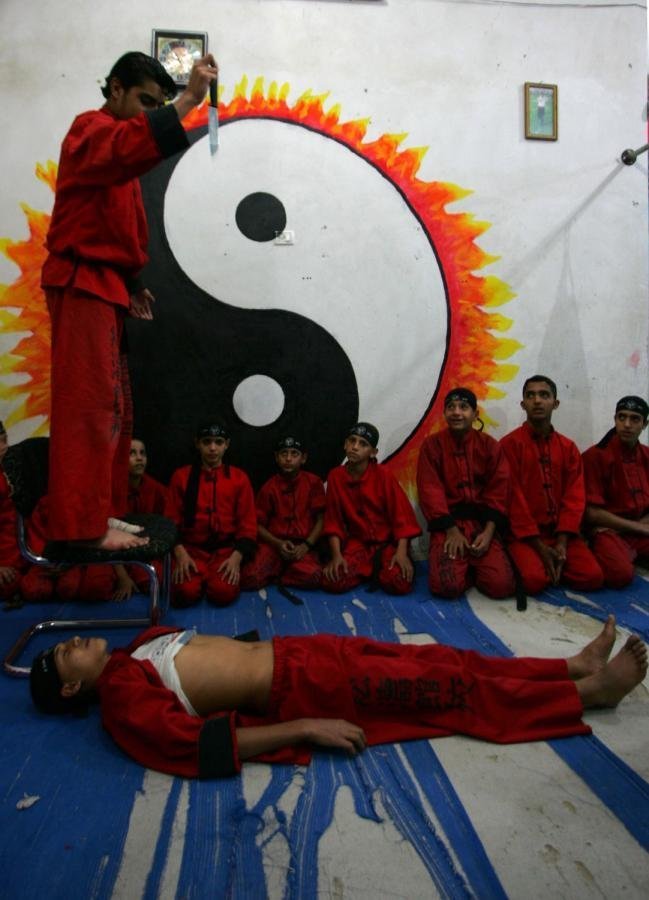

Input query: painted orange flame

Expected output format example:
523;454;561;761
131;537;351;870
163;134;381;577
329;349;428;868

0;78;519;489
0;161;56;434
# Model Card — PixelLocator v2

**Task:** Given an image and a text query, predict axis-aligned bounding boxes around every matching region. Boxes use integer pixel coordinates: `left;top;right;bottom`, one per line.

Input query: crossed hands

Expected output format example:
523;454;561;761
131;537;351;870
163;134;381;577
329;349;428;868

534;536;567;585
443;524;493;560
278;540;309;562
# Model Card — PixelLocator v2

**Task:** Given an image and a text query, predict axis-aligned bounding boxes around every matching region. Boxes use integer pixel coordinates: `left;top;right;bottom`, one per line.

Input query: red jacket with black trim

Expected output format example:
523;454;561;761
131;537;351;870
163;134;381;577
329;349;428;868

500;423;586;540
323;461;420;545
42;105;188;306
165;464;257;551
256;470;325;540
95;626;311;778
416;428;510;532
582;434;649;520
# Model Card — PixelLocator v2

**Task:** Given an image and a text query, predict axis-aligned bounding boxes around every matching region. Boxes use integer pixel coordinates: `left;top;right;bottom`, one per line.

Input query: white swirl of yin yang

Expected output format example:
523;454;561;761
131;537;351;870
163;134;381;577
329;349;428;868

163;118;448;460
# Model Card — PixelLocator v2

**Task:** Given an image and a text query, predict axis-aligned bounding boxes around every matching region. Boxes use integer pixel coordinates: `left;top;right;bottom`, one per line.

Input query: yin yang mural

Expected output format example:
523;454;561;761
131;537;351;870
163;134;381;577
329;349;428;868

0;77;519;491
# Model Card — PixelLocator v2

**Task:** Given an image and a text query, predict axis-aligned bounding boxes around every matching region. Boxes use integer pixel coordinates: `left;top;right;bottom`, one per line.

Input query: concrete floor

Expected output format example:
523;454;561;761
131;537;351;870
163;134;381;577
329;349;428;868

1;573;648;899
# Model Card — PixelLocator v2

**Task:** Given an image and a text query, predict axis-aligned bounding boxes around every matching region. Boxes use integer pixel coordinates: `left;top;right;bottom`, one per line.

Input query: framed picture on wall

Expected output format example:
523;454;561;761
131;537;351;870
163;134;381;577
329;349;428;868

524;83;558;141
151;30;208;88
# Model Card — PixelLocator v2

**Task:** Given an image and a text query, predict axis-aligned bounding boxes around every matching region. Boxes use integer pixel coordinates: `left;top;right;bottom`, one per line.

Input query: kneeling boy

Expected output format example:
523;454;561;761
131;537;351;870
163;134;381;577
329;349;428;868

166;422;257;607
501;375;603;594
30;617;647;778
582;396;649;587
416;388;514;599
323;423;420;594
244;436;325;590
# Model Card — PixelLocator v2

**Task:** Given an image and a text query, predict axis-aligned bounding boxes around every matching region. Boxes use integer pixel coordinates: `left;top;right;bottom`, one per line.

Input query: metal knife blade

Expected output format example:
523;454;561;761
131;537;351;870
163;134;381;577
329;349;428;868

208;77;219;155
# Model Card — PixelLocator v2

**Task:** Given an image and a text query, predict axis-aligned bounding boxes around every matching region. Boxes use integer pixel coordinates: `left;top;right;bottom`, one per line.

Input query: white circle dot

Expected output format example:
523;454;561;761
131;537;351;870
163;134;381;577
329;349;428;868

232;375;285;426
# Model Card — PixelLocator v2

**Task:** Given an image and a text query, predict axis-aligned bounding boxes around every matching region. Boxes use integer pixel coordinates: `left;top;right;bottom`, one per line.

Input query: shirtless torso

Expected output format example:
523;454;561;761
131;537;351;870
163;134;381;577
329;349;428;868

173;636;274;716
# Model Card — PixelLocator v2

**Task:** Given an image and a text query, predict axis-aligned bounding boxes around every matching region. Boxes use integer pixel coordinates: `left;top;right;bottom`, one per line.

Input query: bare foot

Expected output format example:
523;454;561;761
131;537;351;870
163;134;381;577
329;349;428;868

107;517;145;535
577;635;648;709
566;615;617;680
72;528;149;551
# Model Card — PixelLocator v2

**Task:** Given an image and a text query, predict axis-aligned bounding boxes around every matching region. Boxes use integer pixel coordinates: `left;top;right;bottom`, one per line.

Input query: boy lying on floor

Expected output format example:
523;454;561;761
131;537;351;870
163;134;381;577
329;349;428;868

30;616;646;779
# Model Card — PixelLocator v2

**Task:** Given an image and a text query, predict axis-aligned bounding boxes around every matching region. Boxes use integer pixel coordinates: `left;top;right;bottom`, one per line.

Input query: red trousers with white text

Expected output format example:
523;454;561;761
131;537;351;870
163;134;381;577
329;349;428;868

428;519;514;599
266;635;589;745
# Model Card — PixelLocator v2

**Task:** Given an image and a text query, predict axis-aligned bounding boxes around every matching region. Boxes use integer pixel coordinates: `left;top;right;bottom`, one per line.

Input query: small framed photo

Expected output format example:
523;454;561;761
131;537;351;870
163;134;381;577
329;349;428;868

524;83;558;141
151;30;208;88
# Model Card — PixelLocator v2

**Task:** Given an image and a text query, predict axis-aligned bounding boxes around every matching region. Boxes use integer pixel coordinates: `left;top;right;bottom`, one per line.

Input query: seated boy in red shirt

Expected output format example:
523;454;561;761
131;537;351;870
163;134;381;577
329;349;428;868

243;436;325;590
416;388;515;600
501;375;603;595
323;422;420;595
166;422;257;607
113;437;169;601
126;438;167;514
0;422;24;606
582;395;649;588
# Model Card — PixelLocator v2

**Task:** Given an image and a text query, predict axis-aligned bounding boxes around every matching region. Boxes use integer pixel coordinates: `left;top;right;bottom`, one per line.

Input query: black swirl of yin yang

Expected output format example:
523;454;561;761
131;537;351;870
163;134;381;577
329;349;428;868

129;117;449;488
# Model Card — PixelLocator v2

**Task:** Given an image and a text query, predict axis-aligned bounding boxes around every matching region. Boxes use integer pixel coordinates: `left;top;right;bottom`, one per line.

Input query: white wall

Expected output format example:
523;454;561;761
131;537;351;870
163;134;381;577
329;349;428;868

0;0;646;454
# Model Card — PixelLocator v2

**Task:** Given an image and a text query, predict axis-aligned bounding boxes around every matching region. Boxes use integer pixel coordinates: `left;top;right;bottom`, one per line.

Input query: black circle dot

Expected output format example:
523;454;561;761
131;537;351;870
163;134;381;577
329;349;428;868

235;192;287;242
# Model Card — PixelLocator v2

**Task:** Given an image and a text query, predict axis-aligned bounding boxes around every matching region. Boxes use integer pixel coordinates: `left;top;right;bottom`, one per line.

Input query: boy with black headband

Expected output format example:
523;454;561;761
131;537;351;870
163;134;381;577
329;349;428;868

582;396;649;587
323;422;420;594
29;617;647;779
165;422;257;607
417;388;514;599
501;375;603;595
244;437;325;590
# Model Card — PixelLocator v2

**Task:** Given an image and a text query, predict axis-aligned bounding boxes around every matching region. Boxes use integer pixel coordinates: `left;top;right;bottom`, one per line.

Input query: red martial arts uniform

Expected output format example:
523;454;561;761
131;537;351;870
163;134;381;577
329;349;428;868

501;423;603;594
416;429;514;599
20;497;113;603
0;469;23;601
245;470;325;589
582;435;649;587
95;626;590;779
42;104;189;540
122;473;169;591
166;464;257;606
323;461;421;594
127;473;168;516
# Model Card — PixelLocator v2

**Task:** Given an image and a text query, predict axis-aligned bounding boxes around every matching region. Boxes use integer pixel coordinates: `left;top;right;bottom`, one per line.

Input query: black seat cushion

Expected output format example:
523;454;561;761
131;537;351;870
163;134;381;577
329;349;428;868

44;513;177;564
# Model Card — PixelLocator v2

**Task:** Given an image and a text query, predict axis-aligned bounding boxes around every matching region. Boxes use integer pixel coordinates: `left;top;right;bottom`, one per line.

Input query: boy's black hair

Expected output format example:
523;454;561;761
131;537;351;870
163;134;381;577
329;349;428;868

101;51;177;101
522;374;558;399
30;647;93;716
